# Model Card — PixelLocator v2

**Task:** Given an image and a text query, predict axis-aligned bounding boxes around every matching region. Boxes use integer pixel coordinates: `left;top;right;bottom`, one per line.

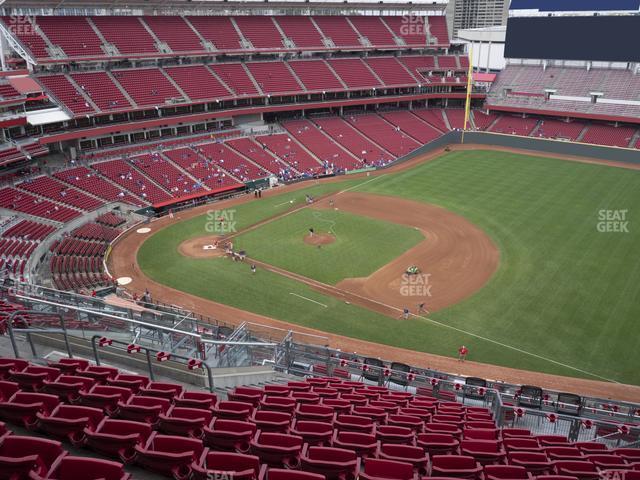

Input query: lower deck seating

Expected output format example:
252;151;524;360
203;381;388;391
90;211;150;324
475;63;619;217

489;115;539;137
345;114;420;157
580;124;637;148
254;134;323;175
379;111;443;144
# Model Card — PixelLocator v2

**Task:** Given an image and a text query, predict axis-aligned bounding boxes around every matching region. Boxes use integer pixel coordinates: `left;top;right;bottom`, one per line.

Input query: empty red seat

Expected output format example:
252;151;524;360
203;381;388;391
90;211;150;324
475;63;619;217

546;447;584;461
36;404;103;446
290;420;333;446
258;466;324;480
139;381;183;400
387;414;424;432
502;428;531;438
43;375;94;402
32;456;131;480
202;418;257;453
484;465;531;480
616;449;640;463
46;358;90;374
322;398;353;414
295;404;335;422
158;406;213;438
334;414;374;433
81;366;119;383
425;422;462;438
377;443;429;475
332;430;378;458
465;421;496;429
430;454;482;479
228;387;264;407
260;396;296;413
287;382;312;393
290;391;320;404
10;365;60;391
300;445;360;480
508;451;553;474
398;407;432;422
376;425;415;445
539;435;569;447
313;387;339;399
250;431;303;468
416;432;459;455
213;401;254;421
0;358;29;380
117;395;171;425
264;385;291;397
78;385;132;415
192;451;260;480
575;443;607;455
464;428;500;440
340;393;368;407
360;458;417;480
586;454;629;470
504;437;543;452
251;410;292;433
353;406;388;424
135;432;203;480
461;439;506;465
0;391;60;429
0;436;66;480
0;380;19;401
84;418;152;464
174;391;217;410
108;374;150;393
554;461;600;480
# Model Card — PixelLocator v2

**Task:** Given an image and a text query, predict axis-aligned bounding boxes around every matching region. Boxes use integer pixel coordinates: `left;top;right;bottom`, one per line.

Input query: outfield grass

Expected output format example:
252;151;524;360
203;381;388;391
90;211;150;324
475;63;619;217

138;151;640;385
233;208;424;284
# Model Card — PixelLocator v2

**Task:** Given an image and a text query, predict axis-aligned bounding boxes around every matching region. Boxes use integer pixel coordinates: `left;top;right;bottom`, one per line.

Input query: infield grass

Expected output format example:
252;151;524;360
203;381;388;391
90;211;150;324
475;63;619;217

138;150;640;385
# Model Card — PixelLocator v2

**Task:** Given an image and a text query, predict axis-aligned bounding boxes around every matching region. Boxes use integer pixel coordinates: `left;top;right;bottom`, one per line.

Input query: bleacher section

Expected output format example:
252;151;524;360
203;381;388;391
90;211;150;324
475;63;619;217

487;65;640;121
346;114;420;157
255;134;323;175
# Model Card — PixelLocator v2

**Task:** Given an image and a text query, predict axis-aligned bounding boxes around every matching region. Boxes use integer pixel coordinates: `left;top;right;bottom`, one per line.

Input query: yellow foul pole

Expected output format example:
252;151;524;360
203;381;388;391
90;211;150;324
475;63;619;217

461;45;474;144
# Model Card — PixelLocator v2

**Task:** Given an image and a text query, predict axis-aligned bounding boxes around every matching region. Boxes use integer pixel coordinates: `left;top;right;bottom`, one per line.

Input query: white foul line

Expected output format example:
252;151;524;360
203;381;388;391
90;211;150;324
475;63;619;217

289;292;328;308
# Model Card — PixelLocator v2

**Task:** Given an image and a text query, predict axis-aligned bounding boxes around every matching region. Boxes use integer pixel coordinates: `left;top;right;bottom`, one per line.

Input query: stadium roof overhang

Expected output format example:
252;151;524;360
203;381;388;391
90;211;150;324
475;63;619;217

3;0;446;13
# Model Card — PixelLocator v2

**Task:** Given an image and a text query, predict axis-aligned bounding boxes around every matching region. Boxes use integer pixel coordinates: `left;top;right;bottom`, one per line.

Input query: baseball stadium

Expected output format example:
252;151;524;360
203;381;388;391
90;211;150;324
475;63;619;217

0;0;639;478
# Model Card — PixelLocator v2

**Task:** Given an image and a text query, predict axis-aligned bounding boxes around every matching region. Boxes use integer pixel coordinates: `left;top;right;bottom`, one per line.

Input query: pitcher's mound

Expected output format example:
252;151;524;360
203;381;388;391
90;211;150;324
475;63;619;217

304;233;335;246
179;236;226;258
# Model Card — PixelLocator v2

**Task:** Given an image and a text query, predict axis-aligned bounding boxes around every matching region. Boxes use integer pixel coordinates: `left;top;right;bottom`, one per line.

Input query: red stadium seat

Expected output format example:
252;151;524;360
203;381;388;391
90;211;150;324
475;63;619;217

78;385;132;415
32;456;131;480
300;445;360;480
213;401;254;421
158;406;213;438
295;404;335;423
360;458;417;480
463;428;500;440
174;391;217;410
42;375;94;402
502;428;532;438
290;420;334;447
260;396;296;413
108;374;150;393
84;418;152;463
46;358;90;374
36;404;104;446
192;451;260;480
139;381;183;400
508;451;553;475
545;447;584;461
460;439;507;465
585;454;630;470
10;365;60;392
554;460;600;480
0;380;19;401
376;425;415;445
0;391;60;429
228;387;264;407
575;443;608;455
116;395;171;425
258;466;324;480
250;410;292;433
377;443;429;475
484;465;531;480
135;432;203;480
0;436;66;480
430;455;483;479
332;430;378;458
616;449;640;463
202;418;257;453
416;432;460;455
504;437;543;452
0;358;28;380
334;414;374;433
249;431;303;468
81;366;119;383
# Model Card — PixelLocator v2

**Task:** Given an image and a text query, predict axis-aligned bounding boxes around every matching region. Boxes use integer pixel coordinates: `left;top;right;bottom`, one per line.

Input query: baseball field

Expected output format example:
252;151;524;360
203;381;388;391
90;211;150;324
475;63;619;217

132;149;640;386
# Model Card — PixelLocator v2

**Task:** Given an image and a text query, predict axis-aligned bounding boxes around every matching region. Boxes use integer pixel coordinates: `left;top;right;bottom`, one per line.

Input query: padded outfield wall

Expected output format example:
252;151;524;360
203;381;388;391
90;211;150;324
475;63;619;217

393;131;640;166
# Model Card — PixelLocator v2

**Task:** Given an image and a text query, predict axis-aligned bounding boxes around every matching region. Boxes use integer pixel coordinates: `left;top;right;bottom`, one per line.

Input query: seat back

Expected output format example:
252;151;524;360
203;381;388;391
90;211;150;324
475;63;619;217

55;456;129;480
363;458;415;480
